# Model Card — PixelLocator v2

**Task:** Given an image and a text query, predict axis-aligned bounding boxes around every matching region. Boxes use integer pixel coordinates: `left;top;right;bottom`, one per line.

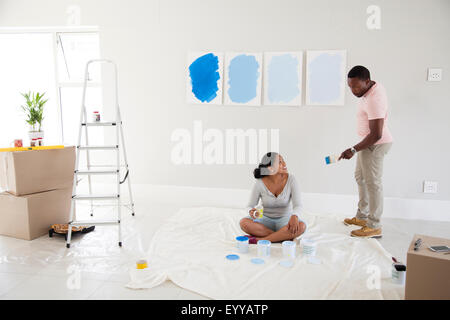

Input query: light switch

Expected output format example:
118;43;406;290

427;68;442;82
423;181;438;194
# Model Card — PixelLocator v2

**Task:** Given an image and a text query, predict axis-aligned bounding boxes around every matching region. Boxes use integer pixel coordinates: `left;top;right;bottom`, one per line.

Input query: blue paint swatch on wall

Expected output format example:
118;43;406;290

228;54;260;103
189;53;220;103
268;54;300;103
308;53;343;104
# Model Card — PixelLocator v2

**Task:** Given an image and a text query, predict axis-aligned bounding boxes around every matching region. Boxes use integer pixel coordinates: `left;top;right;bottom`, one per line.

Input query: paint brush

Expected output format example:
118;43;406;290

325;155;340;165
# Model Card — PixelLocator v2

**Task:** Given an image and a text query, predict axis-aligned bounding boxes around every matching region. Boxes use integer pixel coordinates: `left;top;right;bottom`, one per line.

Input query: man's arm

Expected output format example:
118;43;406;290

339;118;384;160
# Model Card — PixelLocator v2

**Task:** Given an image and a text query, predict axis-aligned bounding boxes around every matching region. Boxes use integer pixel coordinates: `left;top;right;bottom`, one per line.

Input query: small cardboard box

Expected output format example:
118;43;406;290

0;188;72;240
405;234;450;300
0;147;75;196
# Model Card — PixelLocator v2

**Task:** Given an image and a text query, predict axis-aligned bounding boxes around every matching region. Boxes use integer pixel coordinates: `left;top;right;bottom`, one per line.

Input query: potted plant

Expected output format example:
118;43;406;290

20;91;47;142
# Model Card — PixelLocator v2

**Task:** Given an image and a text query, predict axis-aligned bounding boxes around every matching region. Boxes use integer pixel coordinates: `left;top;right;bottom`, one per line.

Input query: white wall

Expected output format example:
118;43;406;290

1;0;449;203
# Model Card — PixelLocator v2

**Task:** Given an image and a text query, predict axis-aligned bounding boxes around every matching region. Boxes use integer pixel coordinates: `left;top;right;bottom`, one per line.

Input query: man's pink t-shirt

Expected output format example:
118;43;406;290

357;82;393;145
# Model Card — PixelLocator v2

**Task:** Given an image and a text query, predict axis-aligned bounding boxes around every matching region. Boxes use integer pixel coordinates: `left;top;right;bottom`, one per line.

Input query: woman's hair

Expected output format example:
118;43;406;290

253;152;279;179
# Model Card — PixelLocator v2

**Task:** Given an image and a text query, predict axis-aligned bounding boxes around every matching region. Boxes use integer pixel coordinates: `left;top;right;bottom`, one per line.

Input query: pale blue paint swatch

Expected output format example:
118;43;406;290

228;54;260;103
268;54;300;103
308;53;343;104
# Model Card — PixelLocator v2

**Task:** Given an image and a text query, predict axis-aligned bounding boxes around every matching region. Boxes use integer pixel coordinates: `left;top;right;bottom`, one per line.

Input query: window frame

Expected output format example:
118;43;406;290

0;26;100;144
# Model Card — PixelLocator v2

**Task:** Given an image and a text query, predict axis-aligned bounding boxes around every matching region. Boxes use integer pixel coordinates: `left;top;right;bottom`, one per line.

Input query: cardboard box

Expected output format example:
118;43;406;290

0;188;72;240
0;146;75;196
405;234;450;300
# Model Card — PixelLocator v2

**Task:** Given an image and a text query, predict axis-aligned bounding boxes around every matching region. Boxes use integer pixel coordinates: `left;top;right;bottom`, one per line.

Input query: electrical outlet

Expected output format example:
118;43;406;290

427;68;442;82
423;181;438;194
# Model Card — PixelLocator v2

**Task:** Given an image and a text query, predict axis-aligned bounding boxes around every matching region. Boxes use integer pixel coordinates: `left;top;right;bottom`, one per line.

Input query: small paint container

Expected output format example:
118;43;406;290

391;263;406;285
92;111;101;122
301;238;316;257
236;236;249;253
136;259;148;269
255;205;263;219
257;240;271;258
13;139;23;148
282;240;296;260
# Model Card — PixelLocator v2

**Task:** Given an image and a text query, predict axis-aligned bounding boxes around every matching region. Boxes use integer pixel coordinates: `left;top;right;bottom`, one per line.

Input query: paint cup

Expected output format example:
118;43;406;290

391;263;406;285
301;238;316;257
255;205;263;219
282;240;296;260
92;111;101;122
136;259;148;269
236;236;249;253
12;139;23;148
257;239;271;258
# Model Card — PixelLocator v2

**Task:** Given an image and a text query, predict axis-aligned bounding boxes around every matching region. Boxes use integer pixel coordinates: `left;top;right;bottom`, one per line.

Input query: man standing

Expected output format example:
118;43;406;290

339;66;393;238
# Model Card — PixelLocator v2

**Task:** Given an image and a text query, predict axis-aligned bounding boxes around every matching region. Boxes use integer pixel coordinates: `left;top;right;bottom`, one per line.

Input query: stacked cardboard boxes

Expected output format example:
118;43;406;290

0;147;75;240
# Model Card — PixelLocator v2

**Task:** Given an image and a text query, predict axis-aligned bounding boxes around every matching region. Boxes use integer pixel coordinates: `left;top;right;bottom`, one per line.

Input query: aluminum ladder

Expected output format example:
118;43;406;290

66;59;135;248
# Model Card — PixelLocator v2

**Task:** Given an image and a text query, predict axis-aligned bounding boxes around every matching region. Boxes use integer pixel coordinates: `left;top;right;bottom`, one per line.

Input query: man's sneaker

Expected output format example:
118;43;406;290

350;226;382;238
343;217;367;227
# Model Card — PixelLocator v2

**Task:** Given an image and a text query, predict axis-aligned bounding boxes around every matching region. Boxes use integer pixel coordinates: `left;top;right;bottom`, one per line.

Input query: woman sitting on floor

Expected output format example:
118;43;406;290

240;152;306;243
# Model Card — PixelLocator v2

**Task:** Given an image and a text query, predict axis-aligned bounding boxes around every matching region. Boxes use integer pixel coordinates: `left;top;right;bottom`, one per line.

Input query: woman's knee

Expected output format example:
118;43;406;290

297;221;306;236
240;218;252;229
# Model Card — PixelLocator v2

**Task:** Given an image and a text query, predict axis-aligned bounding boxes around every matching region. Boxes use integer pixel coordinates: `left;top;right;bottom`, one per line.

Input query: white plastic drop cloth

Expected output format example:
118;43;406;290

127;207;404;299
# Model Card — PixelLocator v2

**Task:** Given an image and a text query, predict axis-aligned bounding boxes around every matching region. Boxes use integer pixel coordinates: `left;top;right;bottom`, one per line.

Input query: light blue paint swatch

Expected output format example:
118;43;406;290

308;53;343;104
189;53;220;103
268;54;300;103
228;54;260;103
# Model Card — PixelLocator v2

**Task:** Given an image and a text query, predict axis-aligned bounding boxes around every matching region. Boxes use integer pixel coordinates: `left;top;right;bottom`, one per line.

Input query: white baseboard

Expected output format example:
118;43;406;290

131;184;450;222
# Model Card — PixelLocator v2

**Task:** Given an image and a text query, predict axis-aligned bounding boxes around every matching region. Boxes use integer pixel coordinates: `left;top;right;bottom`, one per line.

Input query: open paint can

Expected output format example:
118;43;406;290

301;238;316;257
136;259;148;269
282;240;296;259
391;263;406;285
236;236;249;253
257;240;271;257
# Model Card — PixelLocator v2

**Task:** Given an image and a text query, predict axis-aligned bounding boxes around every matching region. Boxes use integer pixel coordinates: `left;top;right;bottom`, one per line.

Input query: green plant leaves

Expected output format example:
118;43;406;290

20;91;47;131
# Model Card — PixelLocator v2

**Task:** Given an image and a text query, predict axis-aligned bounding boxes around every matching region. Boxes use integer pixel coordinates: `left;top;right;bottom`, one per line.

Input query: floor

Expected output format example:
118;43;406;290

0;189;449;300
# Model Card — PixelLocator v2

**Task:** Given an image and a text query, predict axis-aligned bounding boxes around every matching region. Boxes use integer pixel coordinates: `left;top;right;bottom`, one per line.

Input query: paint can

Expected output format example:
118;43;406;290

282;240;296;259
136;259;148;269
236;236;249;253
301;238;316;257
391;263;406;285
13;139;23;148
92;111;101;122
255;205;263;219
257;239;271;257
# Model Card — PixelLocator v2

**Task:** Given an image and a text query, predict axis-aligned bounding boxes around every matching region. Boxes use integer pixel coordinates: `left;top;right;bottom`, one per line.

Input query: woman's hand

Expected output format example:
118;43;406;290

249;208;258;219
287;215;299;234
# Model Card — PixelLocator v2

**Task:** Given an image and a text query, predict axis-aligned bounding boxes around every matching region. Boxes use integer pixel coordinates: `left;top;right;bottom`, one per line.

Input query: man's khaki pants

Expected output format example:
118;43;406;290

355;143;392;229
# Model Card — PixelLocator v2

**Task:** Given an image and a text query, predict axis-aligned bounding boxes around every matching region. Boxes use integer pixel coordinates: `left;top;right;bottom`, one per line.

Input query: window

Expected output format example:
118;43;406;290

0;28;101;147
55;32;103;145
0;33;58;146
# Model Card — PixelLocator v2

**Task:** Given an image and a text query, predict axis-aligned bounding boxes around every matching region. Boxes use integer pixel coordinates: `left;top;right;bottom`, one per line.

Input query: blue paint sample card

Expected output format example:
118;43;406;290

224;52;262;106
306;50;347;106
263;52;303;106
187;52;223;105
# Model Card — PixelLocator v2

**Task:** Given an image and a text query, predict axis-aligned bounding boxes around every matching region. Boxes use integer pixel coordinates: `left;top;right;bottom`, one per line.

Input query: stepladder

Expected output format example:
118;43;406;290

66;59;135;248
